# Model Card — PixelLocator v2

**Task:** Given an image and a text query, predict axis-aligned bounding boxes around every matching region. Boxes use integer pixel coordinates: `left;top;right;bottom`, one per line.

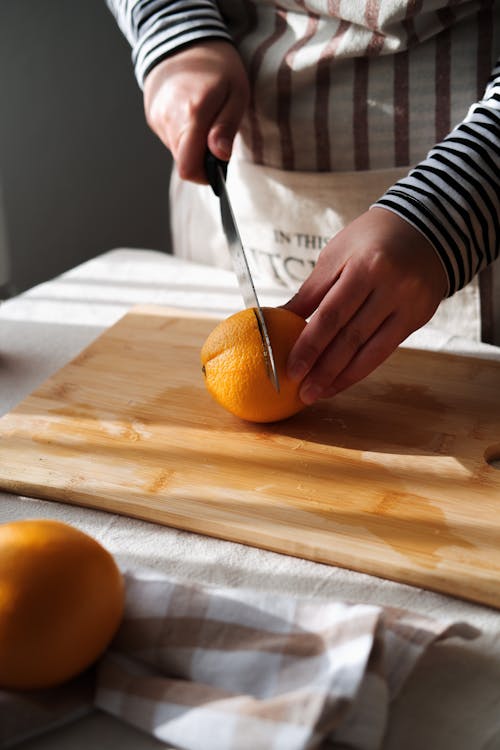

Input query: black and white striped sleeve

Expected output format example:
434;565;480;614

374;59;500;297
105;1;232;88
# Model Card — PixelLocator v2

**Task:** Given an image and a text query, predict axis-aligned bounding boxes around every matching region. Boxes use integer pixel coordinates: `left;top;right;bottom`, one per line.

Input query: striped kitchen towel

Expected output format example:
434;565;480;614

95;569;478;750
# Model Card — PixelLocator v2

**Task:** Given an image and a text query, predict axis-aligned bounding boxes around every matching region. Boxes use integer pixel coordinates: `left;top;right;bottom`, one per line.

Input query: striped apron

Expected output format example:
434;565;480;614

170;0;500;339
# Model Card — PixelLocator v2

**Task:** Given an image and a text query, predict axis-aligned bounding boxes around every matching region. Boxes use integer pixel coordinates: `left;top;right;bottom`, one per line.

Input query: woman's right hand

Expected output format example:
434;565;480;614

143;41;250;184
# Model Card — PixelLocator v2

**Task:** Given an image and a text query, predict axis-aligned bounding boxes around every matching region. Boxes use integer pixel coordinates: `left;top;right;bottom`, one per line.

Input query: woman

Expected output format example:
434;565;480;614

107;0;500;402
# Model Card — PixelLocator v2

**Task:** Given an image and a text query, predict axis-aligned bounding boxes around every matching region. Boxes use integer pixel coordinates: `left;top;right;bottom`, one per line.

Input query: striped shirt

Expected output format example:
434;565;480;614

106;0;500;296
377;60;500;295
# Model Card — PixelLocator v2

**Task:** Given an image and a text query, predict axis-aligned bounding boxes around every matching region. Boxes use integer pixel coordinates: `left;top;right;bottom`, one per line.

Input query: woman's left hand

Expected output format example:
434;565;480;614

284;207;448;403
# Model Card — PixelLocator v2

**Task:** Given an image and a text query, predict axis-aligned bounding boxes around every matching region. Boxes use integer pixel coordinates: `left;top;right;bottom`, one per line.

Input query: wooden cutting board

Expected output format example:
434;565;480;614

1;305;500;608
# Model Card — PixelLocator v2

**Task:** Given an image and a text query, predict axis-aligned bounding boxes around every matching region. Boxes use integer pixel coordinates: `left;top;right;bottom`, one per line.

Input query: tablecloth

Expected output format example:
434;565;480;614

1;248;500;750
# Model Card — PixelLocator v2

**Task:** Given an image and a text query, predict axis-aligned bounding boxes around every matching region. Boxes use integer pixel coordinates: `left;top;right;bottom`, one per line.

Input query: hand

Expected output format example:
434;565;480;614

284;207;448;403
143;41;249;183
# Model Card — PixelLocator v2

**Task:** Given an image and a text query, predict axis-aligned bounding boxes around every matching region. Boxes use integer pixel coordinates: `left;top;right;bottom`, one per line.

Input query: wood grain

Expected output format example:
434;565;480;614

1;305;500;608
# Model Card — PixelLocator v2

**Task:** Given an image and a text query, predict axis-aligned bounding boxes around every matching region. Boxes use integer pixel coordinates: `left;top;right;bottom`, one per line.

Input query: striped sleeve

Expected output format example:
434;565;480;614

105;0;232;88
374;59;500;297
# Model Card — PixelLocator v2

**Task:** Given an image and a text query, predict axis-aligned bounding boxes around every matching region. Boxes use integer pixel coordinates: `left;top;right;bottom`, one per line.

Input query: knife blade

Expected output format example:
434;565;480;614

205;150;280;392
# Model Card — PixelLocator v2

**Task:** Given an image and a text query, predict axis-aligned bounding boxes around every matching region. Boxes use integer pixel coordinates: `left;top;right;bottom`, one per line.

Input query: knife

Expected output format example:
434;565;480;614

205;150;280;392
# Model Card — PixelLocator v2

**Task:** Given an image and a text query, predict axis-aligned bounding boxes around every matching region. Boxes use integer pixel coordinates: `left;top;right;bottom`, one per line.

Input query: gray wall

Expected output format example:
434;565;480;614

0;0;171;295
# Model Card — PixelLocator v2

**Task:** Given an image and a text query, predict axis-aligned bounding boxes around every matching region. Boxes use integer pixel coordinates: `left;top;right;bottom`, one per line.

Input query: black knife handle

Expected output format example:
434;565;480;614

204;149;228;197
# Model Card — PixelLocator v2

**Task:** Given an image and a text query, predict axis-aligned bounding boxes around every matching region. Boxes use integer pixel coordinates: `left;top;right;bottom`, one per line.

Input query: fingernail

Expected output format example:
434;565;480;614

287;359;308;382
300;382;322;405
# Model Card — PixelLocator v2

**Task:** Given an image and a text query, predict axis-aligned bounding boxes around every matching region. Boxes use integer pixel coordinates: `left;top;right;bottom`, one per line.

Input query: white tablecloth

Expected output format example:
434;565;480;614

1;248;500;750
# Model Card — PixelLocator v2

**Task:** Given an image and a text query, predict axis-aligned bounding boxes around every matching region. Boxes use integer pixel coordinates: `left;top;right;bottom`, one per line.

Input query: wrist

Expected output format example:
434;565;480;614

369;205;449;299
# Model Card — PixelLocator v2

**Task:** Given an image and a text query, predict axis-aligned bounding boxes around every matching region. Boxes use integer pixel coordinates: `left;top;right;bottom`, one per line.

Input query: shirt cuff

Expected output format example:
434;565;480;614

132;4;233;88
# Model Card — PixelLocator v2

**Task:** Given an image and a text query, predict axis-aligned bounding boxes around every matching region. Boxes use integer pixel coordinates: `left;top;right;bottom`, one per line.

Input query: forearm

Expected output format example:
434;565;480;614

105;0;232;87
374;58;500;297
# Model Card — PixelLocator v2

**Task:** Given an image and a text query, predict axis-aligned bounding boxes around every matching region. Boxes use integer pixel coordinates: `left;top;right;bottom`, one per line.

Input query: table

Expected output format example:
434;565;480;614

1;248;500;749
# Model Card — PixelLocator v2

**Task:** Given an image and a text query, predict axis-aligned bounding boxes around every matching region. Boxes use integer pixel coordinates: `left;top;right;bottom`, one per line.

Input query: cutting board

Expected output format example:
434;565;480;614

1;305;500;608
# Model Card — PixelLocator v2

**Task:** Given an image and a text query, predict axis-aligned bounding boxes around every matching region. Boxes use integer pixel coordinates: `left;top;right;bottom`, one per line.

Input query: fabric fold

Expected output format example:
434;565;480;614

95;570;478;750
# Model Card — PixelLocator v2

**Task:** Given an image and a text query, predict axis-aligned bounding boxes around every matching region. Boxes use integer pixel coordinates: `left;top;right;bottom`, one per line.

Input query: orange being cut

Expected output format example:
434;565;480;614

0;519;124;690
201;306;307;423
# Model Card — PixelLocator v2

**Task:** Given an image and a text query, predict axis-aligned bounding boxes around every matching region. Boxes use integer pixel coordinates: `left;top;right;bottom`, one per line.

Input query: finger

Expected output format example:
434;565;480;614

175;120;213;183
286;261;373;383
298;290;394;404
171;84;238;183
207;88;249;161
283;260;341;321
174;83;248;183
328;313;410;396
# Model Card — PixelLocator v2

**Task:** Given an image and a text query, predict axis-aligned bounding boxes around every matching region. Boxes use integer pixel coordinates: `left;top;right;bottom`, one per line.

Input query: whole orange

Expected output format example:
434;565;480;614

0;519;124;690
201;306;307;423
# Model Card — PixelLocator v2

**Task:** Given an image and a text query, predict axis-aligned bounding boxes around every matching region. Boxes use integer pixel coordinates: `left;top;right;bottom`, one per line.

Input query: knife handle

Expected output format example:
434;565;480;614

204;149;228;197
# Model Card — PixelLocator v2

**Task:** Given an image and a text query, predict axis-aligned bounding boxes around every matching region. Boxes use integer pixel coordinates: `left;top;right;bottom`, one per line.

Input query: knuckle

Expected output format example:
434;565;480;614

177;161;200;182
213;119;235;135
146;105;165;134
332;373;357;395
186;98;201;120
316;374;335;392
177;163;190;181
366;245;392;276
315;305;339;332
307;353;339;392
300;341;321;365
340;325;365;352
332;360;366;393
186;88;218;120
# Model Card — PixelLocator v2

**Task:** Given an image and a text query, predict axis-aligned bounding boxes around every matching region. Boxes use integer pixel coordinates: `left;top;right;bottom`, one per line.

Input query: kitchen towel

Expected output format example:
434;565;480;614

96;569;477;750
1;568;478;750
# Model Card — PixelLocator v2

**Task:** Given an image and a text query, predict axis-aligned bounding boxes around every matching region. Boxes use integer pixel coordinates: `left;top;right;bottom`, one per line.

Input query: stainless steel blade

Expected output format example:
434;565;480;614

216;163;280;392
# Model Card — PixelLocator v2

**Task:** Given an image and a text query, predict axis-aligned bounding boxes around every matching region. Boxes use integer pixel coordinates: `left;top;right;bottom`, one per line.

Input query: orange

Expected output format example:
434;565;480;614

0;519;124;690
201;306;307;423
